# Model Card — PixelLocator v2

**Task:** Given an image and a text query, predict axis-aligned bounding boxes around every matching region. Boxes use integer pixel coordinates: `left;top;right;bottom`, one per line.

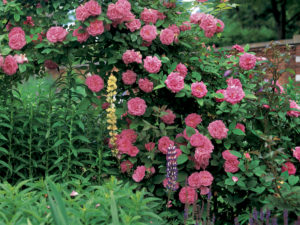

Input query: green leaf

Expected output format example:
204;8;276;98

73;136;90;143
244;44;250;52
175;91;185;98
250;187;265;194
110;191;120;225
229;150;242;158
245;93;257;100
288;175;299;186
19;64;26;73
161;57;170;63
177;154;188;165
232;129;245;136
14;14;20;22
185;126;196;137
153;83;165;90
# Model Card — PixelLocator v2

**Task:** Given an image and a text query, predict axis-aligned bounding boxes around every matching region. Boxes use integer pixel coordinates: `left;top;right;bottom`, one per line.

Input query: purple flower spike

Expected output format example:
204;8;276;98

234;217;240;225
260;208;265;221
166;145;178;191
272;217;278;225
253;208;258;221
249;217;254;225
283;209;288;225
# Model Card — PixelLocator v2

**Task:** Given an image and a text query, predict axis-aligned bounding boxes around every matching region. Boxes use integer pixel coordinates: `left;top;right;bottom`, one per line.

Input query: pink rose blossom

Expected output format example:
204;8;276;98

165;72;185;93
122;70;137;85
222;150;238;161
199;14;217;38
215;89;225;102
224;86;245;104
179;187;198;204
119;129;137;143
215;19;224;33
226;77;242;88
73;26;89;43
193;135;214;154
143;56;161;74
190;13;205;24
190;133;208;147
175;63;188;78
106;3;123;22
122;50;142;65
138;78;153;93
87;20;104;36
235;123;245;133
160;28;175;45
23;16;35;26
140;25;157;43
200;186;210;195
224;159;240;173
244;152;251;160
199;171;214;186
160;109;176;125
145;142;155;151
191;81;207;98
126;19;141;32
185;113;202;128
46;26;68;43
76;5;90;21
168;24;180;36
293;147;300;162
194;148;212;170
239;53;256;70
13;54;28;64
180;21;191;31
232;176;239;182
127;97;147;116
44;60;58;69
188;172;201;188
274;80;285;94
140;8;158;24
157;11;166;20
287;100;300;117
132;166;146;182
2;55;18;75
85;75;104;92
120;160;133;173
232;44;244;52
281;162;296;175
8;27;26;50
208;120;228;140
158;136;174;154
85;0;102;16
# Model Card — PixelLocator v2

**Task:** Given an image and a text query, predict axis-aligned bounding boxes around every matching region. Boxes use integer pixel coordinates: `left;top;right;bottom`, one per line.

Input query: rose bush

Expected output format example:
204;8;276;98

0;0;300;224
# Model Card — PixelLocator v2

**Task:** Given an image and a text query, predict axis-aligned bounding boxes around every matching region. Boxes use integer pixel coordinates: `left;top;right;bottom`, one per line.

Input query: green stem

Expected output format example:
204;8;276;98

29;106;33;179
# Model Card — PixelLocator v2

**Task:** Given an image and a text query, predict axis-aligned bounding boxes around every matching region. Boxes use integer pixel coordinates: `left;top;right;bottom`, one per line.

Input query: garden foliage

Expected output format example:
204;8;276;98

0;0;300;224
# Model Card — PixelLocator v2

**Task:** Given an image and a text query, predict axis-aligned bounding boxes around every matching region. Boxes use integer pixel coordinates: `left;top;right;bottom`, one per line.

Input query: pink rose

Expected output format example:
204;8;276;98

85;0;102;16
198;171;214;186
46;26;68;43
190;133;208;147
73;26;89;43
226;77;242;88
287;100;300;117
140;8;158;24
120;160;133;173
145;142;155;151
194;148;211;170
232;176;239;182
185;113;202;128
293;147;300;162
122;50;142;65
232;44;244;52
168;24;180;36
235;123;245;133
190;13;205;24
188;172;201;188
224;159;240;173
165;72;184;93
180;21;191;31
200;186;210;195
2;55;18;75
138;78;153;93
239;53;256;70
8;27;26;50
191;81;207;98
119;129;137;143
157;11;166;20
76;5;90;21
106;3;123;22
132;166;146;182
244;153;251;160
87;20;104;36
85;74;104;92
122;70;137;85
222;150;238;161
158;136;174;154
127;97;147;116
160;28;175;45
127;145;139;157
179;187;198;204
215;19;224;33
140;25;157;43
208;120;228;140
13;54;28;64
175;63;188;78
143;56;161;74
199;14;217;38
281;162;296;175
160;109;176;125
126;19;141;32
215;89;225;102
224;86;245;104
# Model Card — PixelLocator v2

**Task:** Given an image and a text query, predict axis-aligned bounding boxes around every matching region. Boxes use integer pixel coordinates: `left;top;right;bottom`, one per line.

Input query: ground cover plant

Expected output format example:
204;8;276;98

0;0;300;224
